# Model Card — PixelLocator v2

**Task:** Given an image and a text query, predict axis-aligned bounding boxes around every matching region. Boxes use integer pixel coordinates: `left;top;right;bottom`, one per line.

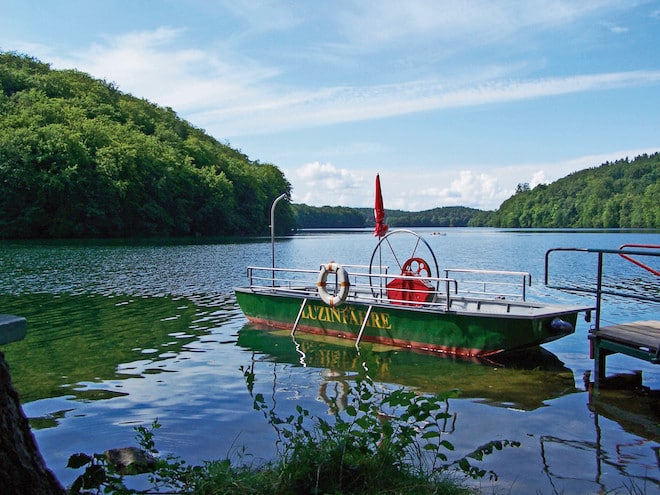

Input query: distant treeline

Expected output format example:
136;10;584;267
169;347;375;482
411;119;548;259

293;153;659;229
292;205;483;229
0;52;295;239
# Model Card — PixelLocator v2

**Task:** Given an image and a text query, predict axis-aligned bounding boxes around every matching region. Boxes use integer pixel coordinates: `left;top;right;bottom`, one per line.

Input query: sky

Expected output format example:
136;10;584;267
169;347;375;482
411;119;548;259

1;1;659;211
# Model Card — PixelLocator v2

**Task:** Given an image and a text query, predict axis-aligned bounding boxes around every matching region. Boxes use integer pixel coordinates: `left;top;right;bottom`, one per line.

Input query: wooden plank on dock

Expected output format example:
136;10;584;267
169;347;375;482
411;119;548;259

596;320;659;352
590;320;659;389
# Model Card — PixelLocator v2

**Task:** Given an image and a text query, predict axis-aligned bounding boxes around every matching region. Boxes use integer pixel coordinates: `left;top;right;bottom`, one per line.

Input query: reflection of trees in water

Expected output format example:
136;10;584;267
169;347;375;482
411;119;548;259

2;293;232;405
315;368;460;436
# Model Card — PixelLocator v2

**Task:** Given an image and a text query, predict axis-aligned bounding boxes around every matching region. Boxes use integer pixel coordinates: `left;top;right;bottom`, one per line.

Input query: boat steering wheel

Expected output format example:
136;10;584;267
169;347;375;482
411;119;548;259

401;257;432;277
368;229;440;297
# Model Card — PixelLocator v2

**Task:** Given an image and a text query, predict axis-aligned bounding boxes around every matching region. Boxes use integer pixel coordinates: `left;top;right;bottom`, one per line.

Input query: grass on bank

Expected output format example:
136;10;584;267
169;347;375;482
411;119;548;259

67;371;517;494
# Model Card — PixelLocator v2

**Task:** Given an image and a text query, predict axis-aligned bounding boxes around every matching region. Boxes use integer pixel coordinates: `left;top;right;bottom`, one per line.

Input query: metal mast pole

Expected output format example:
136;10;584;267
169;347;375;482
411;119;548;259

271;193;287;285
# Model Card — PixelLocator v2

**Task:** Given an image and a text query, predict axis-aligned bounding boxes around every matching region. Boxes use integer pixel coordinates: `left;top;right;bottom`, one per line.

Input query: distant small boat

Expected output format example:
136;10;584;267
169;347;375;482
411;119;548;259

234;176;592;357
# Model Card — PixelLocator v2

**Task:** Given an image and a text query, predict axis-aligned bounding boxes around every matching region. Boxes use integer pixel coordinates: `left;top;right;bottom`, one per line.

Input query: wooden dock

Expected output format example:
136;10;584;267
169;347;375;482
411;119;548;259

589;320;659;388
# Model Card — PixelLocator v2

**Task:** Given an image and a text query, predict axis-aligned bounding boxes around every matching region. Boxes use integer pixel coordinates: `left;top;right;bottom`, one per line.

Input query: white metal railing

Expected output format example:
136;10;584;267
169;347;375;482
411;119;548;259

245;265;533;309
444;268;531;301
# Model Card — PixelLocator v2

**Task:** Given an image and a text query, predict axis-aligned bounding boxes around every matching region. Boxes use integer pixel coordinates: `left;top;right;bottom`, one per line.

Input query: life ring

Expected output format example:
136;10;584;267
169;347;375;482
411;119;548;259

317;262;350;307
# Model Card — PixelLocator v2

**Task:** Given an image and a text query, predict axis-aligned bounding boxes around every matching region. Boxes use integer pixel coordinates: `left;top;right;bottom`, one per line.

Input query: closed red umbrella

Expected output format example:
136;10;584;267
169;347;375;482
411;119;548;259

374;174;388;237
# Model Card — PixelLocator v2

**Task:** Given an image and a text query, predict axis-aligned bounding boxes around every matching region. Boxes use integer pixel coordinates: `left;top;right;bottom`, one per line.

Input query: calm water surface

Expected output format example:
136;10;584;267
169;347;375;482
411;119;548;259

1;229;658;494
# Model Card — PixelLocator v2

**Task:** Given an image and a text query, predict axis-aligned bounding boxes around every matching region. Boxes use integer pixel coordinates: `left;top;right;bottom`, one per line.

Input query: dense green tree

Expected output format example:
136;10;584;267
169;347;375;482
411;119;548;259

490;153;659;228
387;206;482;227
292;205;486;229
0;52;292;239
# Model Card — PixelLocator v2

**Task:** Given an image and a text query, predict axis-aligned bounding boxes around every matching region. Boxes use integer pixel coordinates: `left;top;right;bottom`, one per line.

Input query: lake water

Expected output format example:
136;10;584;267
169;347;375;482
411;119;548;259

1;228;658;494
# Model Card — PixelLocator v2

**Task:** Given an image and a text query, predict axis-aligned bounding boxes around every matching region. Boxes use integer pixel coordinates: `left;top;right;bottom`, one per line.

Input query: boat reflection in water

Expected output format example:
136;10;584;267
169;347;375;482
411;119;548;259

236;323;579;412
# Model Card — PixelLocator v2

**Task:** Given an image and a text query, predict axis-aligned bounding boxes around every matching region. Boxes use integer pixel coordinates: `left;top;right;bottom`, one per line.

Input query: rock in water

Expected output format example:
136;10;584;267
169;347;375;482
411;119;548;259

105;447;156;474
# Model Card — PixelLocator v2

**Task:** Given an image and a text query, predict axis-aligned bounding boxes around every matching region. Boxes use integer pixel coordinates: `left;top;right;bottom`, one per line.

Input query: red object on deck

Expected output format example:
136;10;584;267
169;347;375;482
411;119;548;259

386;276;434;306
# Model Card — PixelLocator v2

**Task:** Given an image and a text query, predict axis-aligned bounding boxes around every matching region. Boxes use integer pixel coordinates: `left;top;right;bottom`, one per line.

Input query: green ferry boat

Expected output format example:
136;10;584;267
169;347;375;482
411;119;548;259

235;229;592;357
234;177;593;357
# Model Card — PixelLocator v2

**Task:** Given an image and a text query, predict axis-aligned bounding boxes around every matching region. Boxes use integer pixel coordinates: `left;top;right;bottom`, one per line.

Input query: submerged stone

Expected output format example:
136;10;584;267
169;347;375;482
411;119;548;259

0;314;27;345
104;447;156;474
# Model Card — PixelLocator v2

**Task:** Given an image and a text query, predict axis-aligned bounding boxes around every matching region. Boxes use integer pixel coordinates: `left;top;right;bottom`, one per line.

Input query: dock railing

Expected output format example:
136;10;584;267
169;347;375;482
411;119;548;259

544;245;660;330
545;245;660;387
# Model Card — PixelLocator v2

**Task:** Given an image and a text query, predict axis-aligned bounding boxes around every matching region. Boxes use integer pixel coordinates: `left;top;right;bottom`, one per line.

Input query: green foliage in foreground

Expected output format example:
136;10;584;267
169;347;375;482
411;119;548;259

67;372;520;494
0;52;294;238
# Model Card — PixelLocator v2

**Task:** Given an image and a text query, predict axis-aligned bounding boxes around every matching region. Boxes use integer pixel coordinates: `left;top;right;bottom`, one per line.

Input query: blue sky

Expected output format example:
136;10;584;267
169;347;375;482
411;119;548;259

2;1;659;211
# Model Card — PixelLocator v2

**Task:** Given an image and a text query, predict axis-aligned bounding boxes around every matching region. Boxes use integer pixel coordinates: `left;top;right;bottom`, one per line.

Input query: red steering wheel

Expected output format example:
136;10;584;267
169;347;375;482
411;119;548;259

401;257;431;277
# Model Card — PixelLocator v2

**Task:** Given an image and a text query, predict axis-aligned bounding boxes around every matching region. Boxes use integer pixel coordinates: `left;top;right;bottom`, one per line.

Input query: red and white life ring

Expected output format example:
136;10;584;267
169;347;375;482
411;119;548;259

317;262;350;307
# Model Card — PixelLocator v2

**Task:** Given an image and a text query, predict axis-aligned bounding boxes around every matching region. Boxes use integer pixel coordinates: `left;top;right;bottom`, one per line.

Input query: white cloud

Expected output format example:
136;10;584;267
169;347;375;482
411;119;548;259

607;25;629;34
530;171;549;189
335;0;631;48
288;165;508;211
189;70;660;138
381;170;502;211
289;162;368;206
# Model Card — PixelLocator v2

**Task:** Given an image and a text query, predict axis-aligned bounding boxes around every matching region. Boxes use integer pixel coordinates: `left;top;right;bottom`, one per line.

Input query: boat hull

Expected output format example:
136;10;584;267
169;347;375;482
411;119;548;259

234;288;579;357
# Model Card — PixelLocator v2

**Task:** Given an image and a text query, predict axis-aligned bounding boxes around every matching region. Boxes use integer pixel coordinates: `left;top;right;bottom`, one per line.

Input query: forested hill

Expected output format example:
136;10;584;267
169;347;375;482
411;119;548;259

489;152;659;228
0;52;295;239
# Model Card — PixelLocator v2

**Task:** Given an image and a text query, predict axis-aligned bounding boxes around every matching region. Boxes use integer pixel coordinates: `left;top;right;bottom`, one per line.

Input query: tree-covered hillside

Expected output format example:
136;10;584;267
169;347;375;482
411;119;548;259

490;153;659;228
387;206;483;228
0;52;294;239
292;204;367;229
